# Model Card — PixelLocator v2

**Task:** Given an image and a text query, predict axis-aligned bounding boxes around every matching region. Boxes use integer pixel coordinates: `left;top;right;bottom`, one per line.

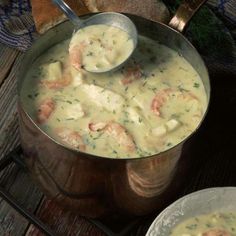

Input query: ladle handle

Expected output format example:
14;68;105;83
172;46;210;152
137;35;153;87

52;0;82;27
169;0;207;32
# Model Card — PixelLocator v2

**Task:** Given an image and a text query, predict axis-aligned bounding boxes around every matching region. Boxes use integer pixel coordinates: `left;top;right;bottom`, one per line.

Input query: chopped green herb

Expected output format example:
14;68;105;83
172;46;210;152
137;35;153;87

185;224;197;230
138;117;142;123
27;94;33;99
150;56;156;63
206;223;212;228
171;113;181;119
123;119;129;124
93;133;103;140
66;118;75;121
66;100;72;104
178;85;189;92
151;87;157;93
86;51;93;56
142;81;147;87
193;82;200;88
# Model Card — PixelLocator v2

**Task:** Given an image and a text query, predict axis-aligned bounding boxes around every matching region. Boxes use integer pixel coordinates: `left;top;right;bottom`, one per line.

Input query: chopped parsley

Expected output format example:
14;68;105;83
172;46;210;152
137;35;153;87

193;82;200;88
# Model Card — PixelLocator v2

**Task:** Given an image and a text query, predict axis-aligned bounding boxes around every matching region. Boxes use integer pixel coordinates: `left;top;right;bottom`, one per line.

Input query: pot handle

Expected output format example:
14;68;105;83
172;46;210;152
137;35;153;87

169;0;207;32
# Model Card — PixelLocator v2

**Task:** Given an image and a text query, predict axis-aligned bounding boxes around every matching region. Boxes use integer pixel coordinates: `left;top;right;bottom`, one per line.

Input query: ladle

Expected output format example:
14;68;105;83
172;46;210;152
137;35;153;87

52;0;138;73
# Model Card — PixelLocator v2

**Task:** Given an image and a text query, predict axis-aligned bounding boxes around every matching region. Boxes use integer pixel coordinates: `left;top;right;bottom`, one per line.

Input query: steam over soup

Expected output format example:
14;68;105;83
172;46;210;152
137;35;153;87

21;35;207;158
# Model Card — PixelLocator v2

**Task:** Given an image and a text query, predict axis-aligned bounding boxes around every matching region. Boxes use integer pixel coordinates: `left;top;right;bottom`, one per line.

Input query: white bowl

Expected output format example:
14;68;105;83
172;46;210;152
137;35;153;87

146;187;236;236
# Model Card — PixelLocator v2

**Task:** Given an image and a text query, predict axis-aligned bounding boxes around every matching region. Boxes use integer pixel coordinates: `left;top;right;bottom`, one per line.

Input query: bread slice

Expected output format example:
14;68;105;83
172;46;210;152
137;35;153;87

31;0;170;34
84;0;170;23
31;0;90;34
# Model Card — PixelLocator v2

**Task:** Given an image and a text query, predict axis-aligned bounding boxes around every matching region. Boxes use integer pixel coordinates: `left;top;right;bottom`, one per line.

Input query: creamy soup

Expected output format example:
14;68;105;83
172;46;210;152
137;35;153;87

21;35;207;158
171;212;236;236
69;24;134;72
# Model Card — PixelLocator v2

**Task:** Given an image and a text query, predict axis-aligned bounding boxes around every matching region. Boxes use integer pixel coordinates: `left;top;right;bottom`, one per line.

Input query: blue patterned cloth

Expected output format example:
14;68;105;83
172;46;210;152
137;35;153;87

0;0;36;51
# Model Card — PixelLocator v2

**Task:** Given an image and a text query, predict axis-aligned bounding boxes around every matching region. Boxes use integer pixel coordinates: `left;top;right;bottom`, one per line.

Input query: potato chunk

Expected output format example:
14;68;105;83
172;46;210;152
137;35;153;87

44;61;62;81
80;84;125;111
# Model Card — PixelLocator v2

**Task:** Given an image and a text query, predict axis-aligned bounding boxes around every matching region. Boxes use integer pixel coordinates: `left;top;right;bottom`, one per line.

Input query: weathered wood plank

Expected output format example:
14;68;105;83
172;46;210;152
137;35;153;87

0;167;43;236
0;52;43;236
25;198;105;236
0;52;22;161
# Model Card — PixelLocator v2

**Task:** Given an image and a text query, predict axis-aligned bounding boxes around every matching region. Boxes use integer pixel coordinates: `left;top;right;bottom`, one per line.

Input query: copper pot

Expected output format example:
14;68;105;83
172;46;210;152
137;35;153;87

17;0;210;218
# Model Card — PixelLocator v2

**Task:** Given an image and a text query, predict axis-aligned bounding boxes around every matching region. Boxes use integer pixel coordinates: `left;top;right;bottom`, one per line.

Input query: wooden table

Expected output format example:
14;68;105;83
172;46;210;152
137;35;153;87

0;42;236;236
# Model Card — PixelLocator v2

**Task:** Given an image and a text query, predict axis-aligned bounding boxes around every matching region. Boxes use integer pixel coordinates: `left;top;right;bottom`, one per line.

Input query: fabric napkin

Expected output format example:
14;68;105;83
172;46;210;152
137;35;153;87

0;0;36;51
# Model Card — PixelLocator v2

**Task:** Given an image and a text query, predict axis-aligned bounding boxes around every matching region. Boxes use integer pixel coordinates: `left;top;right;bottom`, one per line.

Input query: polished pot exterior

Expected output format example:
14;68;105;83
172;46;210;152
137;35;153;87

17;14;210;218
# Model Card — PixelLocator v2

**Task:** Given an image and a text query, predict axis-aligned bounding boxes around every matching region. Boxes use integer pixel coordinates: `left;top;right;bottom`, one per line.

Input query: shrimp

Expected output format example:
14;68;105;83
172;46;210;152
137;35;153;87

37;98;55;124
202;229;231;236
89;121;136;152
40;74;71;89
56;128;86;151
88;122;107;132
151;88;200;117
69;41;87;71
151;89;169;116
121;64;142;85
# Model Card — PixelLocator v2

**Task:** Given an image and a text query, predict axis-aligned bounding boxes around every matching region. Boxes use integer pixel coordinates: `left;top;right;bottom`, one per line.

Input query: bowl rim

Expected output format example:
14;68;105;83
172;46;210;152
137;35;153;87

146;186;236;235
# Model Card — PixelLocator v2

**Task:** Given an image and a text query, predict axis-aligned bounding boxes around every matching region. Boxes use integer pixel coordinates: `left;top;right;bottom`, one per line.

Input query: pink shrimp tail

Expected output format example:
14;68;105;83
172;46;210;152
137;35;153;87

121;64;142;85
88;122;107;131
89;121;136;152
37;98;55;124
57;128;86;151
202;229;231;236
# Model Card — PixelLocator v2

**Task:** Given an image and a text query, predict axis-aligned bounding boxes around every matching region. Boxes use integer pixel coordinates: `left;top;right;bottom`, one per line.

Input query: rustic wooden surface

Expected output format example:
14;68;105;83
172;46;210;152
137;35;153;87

0;44;106;236
0;41;236;236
